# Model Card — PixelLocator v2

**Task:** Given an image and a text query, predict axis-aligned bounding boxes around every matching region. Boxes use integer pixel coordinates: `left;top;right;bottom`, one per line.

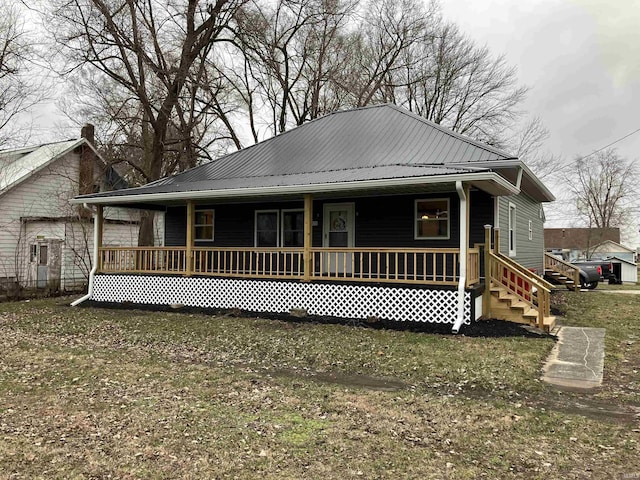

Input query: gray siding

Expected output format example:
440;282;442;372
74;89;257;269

498;194;545;272
164;193;477;249
469;190;495;246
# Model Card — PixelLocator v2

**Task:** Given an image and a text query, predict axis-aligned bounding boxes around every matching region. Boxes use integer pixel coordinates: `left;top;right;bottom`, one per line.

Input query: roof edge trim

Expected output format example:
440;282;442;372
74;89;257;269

71;172;519;205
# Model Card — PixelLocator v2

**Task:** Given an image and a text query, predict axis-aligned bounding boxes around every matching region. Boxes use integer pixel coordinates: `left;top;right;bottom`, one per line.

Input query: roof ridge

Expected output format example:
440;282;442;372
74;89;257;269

0;138;82;155
382;103;514;159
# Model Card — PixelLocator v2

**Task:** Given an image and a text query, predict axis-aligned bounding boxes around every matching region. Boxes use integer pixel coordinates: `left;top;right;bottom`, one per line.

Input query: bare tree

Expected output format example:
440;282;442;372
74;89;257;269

396;20;527;146
0;2;46;147
229;0;359;137
502;116;563;180
568;149;637;231
48;0;246;244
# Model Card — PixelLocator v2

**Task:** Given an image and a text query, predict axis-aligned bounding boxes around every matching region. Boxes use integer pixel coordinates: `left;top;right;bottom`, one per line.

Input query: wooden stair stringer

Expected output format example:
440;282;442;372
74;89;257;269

489;284;556;332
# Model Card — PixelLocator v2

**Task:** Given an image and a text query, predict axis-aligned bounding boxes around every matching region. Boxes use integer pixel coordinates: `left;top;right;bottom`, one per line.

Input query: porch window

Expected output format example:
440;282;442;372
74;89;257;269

508;202;516;255
282;209;304;247
195;209;215;241
255;210;279;247
415;198;449;239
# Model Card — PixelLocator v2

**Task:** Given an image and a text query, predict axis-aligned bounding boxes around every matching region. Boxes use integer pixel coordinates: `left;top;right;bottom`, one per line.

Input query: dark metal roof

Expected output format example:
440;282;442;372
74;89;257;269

76;104;531;203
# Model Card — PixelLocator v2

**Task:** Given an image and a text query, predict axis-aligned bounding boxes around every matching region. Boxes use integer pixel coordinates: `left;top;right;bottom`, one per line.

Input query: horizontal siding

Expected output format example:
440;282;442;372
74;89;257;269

498;194;545;272
469;190;494;246
0;150;146;285
165;193;470;249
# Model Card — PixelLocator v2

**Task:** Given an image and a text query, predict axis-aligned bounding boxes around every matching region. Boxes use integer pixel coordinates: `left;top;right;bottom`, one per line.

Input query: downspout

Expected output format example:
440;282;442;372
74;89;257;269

71;203;98;306
452;181;467;334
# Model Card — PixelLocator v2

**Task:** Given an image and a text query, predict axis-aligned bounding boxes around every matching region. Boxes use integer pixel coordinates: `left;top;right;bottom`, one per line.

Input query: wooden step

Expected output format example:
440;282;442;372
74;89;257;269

510;301;529;311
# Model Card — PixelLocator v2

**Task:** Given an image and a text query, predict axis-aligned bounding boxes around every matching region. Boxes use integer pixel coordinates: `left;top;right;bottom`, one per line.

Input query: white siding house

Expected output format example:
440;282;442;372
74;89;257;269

0;127;161;292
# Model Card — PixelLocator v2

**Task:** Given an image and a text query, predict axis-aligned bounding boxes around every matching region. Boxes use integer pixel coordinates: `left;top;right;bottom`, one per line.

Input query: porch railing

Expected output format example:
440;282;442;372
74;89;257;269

192;247;304;279
98;246;481;286
488;251;552;329
466;247;480;287
99;247;187;274
310;247;462;285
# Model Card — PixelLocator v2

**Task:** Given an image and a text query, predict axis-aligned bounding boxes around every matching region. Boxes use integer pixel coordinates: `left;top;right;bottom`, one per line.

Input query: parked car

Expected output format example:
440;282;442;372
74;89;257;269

573;258;618;284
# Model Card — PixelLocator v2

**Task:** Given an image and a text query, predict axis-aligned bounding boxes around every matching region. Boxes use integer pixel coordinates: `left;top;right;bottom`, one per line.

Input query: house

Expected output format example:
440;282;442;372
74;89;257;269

0;125;151;292
544;227;620;261
589;240;636;263
70;104;557;332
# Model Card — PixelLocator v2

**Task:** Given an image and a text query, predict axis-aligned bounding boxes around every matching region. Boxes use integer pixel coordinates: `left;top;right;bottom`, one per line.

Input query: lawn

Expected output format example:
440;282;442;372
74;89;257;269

0;292;638;479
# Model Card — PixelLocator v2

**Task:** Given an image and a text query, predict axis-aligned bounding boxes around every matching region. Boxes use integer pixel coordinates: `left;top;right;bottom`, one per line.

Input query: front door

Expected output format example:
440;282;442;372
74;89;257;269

323;203;355;274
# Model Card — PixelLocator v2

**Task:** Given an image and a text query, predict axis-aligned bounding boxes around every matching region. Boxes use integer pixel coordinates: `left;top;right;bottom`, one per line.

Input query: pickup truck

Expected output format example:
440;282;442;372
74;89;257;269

572;258;617;285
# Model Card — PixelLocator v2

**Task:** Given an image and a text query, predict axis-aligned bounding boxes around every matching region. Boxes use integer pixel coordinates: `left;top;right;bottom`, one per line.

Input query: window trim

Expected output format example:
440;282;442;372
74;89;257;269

254;209;280;247
414;198;450;240
194;208;215;242
508;202;516;256
281;208;304;248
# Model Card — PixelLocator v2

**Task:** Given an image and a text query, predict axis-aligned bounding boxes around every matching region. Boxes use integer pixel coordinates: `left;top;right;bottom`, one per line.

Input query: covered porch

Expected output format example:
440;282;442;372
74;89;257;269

83;185;554;332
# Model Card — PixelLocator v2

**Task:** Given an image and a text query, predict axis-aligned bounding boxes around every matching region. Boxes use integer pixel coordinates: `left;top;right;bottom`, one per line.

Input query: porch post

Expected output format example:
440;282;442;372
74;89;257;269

483;224;492;318
494;227;501;254
452;181;468;333
186;200;194;276
95;204;104;271
303;194;313;282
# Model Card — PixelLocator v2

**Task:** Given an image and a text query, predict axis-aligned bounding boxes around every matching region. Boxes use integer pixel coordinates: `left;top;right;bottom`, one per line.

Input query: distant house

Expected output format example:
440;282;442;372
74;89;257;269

70;105;559;332
544;227;620;261
590;240;636;263
0;125;159;292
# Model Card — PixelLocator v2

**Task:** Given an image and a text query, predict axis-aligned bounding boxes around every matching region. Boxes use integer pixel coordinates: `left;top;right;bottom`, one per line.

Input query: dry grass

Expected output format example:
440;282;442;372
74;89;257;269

0;296;638;479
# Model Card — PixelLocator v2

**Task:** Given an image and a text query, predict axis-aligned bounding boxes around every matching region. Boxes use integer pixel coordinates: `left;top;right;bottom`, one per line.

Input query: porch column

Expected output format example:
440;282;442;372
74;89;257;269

95;204;104;272
303;193;313;282
452;181;468;333
186;200;195;276
494;227;501;254
483;224;492;318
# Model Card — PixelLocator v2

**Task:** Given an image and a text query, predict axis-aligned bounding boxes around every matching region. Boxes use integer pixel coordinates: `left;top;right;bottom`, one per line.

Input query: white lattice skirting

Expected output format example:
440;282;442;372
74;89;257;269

92;275;471;325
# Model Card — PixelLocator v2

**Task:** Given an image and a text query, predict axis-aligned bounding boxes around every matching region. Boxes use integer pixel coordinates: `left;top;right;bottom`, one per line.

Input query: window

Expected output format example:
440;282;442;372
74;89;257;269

415;198;449;239
282;209;304;247
508;202;516;256
39;245;48;265
195;209;215;242
528;220;533;241
30;245;38;263
255;210;279;247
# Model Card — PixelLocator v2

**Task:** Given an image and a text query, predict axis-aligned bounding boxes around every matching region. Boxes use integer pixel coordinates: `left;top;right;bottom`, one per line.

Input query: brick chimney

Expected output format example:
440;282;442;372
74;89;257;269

79;124;96;195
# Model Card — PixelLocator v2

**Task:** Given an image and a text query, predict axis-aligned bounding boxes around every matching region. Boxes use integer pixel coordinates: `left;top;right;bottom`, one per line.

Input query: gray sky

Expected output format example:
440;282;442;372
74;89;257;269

16;0;640;244
440;0;640;245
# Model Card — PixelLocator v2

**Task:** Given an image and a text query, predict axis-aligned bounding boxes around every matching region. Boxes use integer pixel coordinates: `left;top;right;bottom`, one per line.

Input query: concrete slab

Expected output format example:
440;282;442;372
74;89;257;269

594;290;640;295
542;327;605;389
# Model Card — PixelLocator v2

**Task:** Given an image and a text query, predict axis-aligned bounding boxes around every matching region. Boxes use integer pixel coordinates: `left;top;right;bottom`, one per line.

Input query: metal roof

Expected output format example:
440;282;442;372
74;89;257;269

0;139;84;193
73;104;554;204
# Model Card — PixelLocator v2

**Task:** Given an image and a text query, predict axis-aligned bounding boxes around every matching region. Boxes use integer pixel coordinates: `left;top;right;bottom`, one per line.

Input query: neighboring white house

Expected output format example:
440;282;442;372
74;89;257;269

0;125;163;292
590;240;636;263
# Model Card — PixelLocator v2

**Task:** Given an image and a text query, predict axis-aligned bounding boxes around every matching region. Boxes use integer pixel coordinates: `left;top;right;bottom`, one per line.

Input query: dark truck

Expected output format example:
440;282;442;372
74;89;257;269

572;258;617;288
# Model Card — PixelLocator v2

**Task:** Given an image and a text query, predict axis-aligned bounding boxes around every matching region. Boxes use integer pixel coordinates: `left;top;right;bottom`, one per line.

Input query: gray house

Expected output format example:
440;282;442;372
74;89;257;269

71;104;556;332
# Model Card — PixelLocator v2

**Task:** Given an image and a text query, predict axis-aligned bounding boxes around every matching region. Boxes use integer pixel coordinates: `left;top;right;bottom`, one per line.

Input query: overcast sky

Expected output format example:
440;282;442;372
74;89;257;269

16;0;640;244
440;0;640;244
